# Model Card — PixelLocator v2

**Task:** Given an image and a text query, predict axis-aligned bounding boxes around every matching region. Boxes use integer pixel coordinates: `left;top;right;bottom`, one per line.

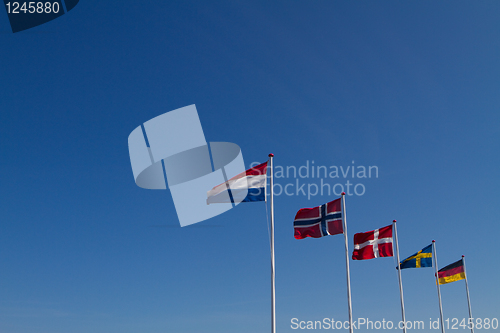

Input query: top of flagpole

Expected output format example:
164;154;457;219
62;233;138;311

268;153;274;157
393;220;397;223
341;192;345;195
432;240;435;243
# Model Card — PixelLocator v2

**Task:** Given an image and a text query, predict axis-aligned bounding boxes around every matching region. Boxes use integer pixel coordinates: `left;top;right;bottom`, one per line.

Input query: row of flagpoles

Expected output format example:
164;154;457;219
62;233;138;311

290;165;474;333
207;154;474;333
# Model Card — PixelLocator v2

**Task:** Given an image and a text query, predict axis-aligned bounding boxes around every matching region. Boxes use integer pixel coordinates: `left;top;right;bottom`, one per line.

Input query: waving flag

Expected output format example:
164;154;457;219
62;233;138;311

398;244;433;269
293;198;343;239
207;161;268;204
352;225;393;260
438;259;465;285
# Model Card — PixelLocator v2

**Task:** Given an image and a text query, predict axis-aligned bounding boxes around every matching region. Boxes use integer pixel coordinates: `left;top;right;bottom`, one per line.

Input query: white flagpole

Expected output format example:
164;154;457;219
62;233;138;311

462;255;474;333
392;220;407;333
432;240;446;333
269;153;276;333
341;192;353;333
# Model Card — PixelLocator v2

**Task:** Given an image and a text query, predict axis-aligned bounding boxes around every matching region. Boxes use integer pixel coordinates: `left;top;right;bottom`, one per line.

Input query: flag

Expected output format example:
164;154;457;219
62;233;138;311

398;244;433;269
207;161;268;204
438;259;465;285
352;225;393;260
293;198;343;239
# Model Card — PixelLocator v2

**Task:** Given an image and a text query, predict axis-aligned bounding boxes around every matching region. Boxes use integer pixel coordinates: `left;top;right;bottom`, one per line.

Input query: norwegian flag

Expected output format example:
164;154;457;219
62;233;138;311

293;198;343;239
352;225;393;260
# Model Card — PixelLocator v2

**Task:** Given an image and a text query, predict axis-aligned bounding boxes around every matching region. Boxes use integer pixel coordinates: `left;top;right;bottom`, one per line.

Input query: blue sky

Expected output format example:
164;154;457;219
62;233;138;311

1;1;499;332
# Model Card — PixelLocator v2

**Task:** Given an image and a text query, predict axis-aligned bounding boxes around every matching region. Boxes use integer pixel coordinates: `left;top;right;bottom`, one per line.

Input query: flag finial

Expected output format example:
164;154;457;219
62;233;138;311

341;192;346;195
432;240;435;243
462;255;465;257
268;153;274;157
393;220;397;223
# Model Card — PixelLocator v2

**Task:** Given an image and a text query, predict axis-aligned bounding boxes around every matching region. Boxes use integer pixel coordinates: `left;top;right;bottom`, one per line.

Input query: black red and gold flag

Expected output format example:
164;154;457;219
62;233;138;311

438;259;465;285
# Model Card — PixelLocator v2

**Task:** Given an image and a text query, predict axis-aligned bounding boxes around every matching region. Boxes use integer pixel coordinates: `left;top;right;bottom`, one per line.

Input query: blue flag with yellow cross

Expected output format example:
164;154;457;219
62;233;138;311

398;244;432;269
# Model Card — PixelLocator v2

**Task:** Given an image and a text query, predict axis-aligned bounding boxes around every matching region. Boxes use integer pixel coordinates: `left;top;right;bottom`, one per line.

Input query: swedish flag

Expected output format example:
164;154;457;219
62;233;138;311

398;244;432;269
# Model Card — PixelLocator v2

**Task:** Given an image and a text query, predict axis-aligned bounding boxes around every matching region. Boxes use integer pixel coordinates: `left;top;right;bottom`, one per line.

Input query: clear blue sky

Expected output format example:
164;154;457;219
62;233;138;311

1;1;499;332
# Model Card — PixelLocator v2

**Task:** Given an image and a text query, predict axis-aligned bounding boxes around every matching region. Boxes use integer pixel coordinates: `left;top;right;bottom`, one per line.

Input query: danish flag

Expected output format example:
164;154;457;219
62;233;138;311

352;225;393;260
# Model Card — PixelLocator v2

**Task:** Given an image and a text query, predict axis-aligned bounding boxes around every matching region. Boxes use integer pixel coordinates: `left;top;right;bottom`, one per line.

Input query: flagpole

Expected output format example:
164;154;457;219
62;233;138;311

392;220;407;333
462;255;474;333
432;240;446;333
269;153;276;333
341;192;353;333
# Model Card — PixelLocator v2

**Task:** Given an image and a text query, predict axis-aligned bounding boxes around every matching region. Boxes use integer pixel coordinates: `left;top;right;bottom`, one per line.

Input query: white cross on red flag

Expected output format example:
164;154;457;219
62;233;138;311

352;224;393;260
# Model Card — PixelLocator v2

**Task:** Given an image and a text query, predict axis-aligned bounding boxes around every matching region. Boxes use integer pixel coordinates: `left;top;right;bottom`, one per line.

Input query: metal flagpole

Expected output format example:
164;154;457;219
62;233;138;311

462;255;474;333
392;220;407;333
341;192;353;333
432;240;446;333
269;153;276;333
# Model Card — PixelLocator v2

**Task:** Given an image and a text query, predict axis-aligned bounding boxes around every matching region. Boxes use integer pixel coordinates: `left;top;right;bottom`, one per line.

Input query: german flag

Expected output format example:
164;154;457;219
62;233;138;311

438;259;465;285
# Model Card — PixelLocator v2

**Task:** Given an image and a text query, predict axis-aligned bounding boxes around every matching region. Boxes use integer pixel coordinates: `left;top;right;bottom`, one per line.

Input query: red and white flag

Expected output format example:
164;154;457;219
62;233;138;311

352;225;393;260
